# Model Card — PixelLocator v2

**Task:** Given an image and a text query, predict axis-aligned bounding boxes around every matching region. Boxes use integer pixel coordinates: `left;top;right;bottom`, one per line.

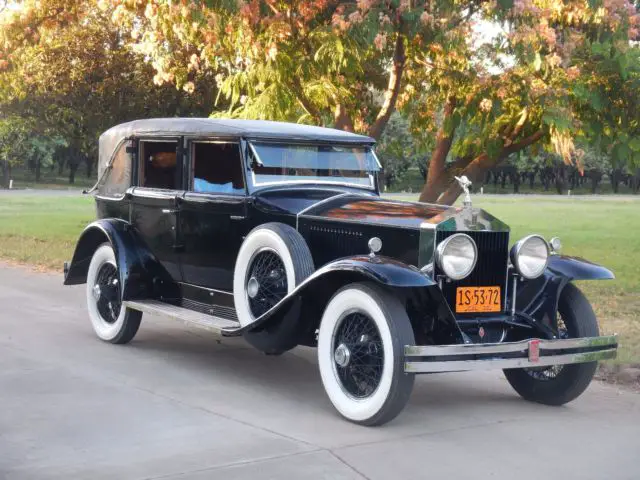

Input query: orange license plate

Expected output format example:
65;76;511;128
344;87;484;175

455;286;501;313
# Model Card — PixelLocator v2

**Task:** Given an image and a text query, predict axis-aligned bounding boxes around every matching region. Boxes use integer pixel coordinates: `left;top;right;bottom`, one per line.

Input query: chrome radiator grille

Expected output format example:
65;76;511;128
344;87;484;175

434;230;510;314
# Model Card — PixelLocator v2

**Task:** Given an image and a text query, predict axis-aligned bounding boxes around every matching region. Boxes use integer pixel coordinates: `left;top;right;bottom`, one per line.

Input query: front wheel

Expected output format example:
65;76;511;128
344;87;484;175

504;283;599;405
86;243;142;344
317;283;415;426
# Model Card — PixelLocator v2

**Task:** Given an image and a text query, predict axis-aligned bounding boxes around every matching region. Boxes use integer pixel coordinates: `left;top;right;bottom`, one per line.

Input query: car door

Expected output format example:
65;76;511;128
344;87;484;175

179;139;249;290
129;137;185;283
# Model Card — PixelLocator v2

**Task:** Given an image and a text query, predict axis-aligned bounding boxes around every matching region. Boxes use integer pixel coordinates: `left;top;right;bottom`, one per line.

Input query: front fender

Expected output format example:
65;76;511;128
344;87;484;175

64;219;177;301
547;255;615;281
516;255;614;329
243;255;435;333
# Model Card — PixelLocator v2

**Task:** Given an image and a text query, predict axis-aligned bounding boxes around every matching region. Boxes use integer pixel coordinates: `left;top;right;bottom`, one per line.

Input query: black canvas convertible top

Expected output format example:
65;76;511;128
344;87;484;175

98;118;375;176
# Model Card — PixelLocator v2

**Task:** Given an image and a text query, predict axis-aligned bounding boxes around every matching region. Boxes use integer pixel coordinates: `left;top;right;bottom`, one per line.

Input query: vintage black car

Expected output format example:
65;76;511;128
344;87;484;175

64;118;617;425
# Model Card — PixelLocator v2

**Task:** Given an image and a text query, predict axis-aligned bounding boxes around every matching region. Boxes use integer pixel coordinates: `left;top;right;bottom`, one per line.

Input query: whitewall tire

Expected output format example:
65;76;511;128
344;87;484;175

233;223;314;327
86;243;142;344
317;282;415;426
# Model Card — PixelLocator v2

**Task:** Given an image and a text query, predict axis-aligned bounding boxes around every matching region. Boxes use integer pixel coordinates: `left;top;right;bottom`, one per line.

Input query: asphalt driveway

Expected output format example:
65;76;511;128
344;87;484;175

1;263;638;480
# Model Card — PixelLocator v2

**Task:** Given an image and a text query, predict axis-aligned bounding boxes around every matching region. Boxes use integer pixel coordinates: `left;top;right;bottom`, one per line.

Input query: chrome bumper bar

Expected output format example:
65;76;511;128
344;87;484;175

404;335;617;373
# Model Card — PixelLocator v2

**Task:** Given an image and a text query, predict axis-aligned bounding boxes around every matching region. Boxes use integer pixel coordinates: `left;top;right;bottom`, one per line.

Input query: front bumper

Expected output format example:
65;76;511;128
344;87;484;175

404;335;617;373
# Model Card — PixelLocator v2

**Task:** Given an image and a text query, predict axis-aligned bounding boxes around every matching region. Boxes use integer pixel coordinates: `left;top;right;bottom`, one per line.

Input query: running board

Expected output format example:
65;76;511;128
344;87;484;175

123;300;243;337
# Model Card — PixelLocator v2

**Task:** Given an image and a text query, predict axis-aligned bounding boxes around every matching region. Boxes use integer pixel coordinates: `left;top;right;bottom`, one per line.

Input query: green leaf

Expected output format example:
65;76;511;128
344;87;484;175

629;138;640;152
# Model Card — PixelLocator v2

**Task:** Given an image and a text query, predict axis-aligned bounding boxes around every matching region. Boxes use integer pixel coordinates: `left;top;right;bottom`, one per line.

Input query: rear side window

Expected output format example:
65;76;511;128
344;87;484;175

100;142;132;197
139;140;179;189
191;142;245;195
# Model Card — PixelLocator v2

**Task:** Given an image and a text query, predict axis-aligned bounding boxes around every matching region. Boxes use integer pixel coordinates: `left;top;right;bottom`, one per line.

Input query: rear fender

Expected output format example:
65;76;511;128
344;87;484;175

516;255;614;329
64;219;177;301
243;255;464;345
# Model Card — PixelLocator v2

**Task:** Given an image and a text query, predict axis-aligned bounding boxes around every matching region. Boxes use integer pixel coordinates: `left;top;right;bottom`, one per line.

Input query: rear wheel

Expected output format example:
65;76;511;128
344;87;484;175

86;244;142;344
317;283;415;426
504;283;598;405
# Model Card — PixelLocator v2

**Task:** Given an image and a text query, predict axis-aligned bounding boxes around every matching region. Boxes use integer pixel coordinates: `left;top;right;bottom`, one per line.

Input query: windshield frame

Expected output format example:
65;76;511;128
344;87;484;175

244;140;381;193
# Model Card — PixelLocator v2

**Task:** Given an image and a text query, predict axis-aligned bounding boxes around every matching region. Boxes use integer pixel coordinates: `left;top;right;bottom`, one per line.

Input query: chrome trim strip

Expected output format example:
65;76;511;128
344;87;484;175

299;214;423;230
405;349;617;373
253;178;376;190
295;192;352;230
404;335;617;357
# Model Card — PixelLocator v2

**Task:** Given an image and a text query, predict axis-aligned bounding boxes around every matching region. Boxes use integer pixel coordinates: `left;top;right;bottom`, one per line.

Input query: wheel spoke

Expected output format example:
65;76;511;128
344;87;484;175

247;251;288;318
94;263;121;324
333;312;384;399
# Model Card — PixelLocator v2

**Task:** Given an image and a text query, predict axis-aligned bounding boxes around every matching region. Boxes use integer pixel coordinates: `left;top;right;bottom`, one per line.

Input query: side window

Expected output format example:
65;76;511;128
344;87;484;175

191;142;245;194
139;140;179;189
100;142;131;197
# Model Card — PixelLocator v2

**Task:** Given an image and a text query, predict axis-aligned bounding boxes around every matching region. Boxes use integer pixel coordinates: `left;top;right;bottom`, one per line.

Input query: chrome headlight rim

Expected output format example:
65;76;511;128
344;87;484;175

435;233;478;281
510;234;550;280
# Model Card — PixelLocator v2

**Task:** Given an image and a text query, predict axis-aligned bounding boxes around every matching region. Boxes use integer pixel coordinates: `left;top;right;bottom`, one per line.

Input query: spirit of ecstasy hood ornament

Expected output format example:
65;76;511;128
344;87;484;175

454;175;473;208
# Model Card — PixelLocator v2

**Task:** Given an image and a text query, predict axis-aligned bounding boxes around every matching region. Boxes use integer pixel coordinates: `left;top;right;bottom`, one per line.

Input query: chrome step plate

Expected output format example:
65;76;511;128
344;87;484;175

123;299;242;336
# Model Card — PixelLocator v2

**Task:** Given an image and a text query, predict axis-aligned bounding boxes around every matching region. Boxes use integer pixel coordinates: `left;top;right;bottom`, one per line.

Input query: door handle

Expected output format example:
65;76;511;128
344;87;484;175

162;209;178;214
230;215;246;220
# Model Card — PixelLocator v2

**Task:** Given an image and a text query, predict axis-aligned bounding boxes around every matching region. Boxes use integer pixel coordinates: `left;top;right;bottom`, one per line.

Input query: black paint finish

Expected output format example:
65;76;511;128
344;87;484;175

64;218;179;302
129;187;183;282
179;192;248;290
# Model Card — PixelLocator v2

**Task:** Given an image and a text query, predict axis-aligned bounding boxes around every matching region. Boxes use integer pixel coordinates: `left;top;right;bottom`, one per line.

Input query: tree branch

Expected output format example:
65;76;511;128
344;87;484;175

503;129;545;155
290;77;323;125
435;129;546;205
368;33;406;140
334;103;354;131
419;96;457;202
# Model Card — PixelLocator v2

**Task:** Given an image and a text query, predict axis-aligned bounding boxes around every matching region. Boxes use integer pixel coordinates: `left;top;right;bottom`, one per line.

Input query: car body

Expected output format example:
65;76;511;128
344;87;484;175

64;118;617;425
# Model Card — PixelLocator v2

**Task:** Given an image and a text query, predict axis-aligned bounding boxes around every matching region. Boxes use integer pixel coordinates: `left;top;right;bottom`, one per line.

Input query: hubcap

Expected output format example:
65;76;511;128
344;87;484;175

333;312;384;399
246;250;288;318
334;343;351;367
247;276;260;299
93;262;121;324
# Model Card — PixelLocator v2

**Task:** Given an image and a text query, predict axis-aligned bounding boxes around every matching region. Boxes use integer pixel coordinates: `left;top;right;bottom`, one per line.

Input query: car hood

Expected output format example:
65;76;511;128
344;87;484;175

254;189;508;232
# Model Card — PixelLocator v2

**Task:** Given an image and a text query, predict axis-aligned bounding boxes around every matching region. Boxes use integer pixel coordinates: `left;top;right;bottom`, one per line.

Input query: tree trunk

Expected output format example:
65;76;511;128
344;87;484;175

368;34;406;140
418;97;456;202
334;104;354;132
1;159;8;188
435;130;545;205
512;171;520;193
69;163;78;184
610;169;621;193
35;158;41;183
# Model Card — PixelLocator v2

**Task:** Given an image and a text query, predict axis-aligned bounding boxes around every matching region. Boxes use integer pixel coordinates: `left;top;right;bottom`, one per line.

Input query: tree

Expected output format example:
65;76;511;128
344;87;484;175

376;113;424;190
107;0;639;204
0;0;216;183
3;0;638;199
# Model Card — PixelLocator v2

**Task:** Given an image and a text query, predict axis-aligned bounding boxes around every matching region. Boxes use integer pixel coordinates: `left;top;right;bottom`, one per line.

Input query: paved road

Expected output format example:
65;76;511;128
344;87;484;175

1;264;639;480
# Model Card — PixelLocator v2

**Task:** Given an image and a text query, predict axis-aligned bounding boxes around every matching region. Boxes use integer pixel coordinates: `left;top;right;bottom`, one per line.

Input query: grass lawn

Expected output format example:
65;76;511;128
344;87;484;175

0;194;638;364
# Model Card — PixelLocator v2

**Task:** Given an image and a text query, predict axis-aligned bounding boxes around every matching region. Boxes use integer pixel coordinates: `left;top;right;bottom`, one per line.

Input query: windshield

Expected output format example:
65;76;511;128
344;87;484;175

248;142;379;189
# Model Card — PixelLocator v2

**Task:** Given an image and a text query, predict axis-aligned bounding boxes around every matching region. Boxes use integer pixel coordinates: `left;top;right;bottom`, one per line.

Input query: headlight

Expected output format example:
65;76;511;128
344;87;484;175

510;235;549;279
436;233;478;280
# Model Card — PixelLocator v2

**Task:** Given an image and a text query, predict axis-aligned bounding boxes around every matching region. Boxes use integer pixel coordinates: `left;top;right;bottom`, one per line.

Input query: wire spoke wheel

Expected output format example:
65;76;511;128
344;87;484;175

94;262;121;324
333;311;384;399
524;314;569;380
246;249;288;318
